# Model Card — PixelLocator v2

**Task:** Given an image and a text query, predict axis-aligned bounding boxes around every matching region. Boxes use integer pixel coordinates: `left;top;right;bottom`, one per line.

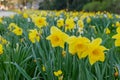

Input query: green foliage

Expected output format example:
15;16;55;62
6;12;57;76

39;0;91;11
83;0;120;13
83;1;103;11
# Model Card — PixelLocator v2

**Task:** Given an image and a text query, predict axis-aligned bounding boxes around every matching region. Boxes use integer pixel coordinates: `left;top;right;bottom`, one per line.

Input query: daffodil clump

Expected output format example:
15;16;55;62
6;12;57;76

8;23;23;36
0;10;120;80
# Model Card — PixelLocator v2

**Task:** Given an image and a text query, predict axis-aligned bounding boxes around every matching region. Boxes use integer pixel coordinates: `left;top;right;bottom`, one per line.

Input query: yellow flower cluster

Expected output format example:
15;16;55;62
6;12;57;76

47;26;107;65
8;23;23;36
67;36;107;65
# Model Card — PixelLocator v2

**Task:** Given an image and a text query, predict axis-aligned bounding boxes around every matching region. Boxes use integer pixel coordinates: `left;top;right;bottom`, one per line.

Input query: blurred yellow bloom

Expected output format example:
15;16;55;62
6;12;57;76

57;19;64;28
112;33;120;46
33;17;47;28
116;22;120;27
0;18;2;23
65;18;75;31
12;27;23;36
8;23;17;31
116;27;120;33
62;50;66;57
112;27;120;46
66;36;90;59
42;65;46;72
29;29;40;43
23;13;28;18
88;38;107;65
77;20;84;28
54;70;62;77
8;23;23;36
107;13;113;19
86;17;91;23
0;36;8;45
105;28;110;34
0;44;3;55
47;26;69;48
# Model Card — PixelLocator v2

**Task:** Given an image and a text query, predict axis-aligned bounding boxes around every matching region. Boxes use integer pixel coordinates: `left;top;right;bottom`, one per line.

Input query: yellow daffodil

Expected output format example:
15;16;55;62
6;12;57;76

0;36;8;45
8;23;23;36
116;22;120;27
28;29;40;43
23;13;28;18
57;19;64;28
46;26;69;48
8;23;18;31
54;70;62;77
12;27;23;36
88;38;107;65
112;27;120;46
105;28;110;34
42;65;46;72
0;44;3;54
65;18;75;31
33;17;47;28
86;17;91;23
0;18;2;23
114;39;120;47
77;19;84;28
66;36;90;59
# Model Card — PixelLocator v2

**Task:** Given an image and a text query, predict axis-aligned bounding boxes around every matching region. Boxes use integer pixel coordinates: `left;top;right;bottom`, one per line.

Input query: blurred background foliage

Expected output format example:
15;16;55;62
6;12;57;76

39;0;120;13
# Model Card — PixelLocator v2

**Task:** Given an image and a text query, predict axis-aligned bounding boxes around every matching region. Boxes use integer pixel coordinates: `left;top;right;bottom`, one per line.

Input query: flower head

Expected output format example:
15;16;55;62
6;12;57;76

105;28;110;34
12;27;23;36
65;18;75;31
77;19;84;28
66;36;90;59
54;70;62;77
33;17;47;28
29;29;40;43
112;27;120;46
47;26;69;48
88;38;107;65
57;19;64;28
86;17;91;23
0;36;8;45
